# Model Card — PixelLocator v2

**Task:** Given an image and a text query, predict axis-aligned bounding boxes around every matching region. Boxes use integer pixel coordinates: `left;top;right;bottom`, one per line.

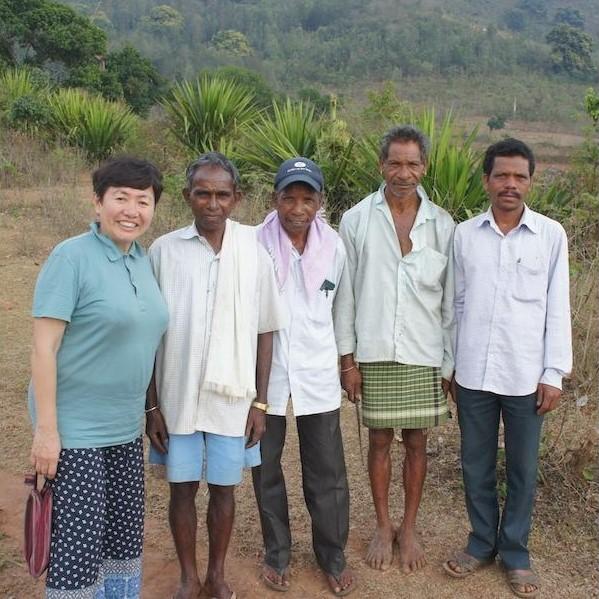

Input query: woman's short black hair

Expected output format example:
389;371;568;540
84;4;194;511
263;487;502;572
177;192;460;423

92;156;164;203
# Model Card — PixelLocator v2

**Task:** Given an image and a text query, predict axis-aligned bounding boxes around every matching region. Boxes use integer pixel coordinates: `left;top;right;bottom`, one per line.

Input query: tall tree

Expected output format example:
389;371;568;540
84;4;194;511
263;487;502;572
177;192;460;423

106;46;164;115
0;0;106;67
547;25;596;77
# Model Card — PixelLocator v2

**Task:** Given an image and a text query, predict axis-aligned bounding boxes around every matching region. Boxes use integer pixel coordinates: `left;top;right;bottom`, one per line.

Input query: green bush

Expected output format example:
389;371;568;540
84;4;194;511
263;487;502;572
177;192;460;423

7;95;52;133
161;76;259;155
0;68;48;111
48;88;137;161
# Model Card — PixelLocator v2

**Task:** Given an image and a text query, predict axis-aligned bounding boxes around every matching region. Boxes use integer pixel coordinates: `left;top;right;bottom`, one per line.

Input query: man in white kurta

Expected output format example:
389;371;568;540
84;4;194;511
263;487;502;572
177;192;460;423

252;157;355;596
145;153;285;599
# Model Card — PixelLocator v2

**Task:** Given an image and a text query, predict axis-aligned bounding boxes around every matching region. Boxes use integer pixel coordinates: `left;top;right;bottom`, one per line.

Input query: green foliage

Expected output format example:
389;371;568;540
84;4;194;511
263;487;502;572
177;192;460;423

361;82;410;128
297;87;331;115
211;30;253;56
240;99;320;173
515;0;546;20
141;5;184;33
0;67;48;110
547;25;596;77
67;63;123;101
487;115;506;131
239;97;355;222
48;88;137;161
7;95;52;133
206;66;276;109
1;0;107;68
107;46;164;115
584;88;599;127
503;9;528;32
161;76;259;155
349;109;485;221
554;8;585;30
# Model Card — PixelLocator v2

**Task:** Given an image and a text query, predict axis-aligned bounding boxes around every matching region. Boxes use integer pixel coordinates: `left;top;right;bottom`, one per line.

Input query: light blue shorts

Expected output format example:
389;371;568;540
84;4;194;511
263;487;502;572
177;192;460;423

149;432;261;486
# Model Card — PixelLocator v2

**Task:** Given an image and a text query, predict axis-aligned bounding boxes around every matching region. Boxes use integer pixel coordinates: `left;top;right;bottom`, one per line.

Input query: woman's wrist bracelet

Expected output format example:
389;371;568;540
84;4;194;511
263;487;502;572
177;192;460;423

251;401;268;412
145;405;159;414
340;364;357;373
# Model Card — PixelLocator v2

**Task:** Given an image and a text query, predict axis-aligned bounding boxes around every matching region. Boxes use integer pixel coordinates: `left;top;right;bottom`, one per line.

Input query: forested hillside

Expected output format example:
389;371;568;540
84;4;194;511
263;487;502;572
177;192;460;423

52;0;597;124
2;0;598;124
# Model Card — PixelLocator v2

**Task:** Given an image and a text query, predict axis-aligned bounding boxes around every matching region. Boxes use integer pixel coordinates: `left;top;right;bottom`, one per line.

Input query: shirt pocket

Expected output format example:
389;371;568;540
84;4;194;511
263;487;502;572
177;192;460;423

512;255;546;302
415;247;448;291
307;288;334;326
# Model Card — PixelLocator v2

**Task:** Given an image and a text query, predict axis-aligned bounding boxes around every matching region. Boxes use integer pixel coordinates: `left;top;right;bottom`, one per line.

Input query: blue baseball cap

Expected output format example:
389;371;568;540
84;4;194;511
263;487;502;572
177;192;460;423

274;157;324;192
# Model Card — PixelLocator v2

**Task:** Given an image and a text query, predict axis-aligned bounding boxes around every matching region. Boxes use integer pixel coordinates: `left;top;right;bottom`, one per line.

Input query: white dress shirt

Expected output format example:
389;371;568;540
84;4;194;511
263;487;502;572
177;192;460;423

335;186;456;379
268;238;347;416
454;205;572;395
149;222;286;436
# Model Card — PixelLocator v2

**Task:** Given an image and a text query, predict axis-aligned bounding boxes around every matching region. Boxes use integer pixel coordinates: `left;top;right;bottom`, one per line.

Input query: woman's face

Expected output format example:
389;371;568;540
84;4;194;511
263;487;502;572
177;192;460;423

93;186;155;252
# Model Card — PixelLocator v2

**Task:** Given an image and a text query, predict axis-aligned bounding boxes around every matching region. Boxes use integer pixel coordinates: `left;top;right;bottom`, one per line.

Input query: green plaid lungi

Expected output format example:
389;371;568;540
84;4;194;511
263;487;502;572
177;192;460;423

360;362;448;429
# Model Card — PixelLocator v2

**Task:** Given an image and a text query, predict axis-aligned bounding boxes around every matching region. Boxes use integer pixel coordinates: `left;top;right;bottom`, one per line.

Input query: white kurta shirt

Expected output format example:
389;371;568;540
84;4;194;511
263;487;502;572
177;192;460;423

453;206;572;395
268;238;347;416
335;186;456;379
149;222;286;436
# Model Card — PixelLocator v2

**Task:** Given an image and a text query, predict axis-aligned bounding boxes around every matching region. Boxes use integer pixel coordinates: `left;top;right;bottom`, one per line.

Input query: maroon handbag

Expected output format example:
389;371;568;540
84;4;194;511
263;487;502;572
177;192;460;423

23;473;53;578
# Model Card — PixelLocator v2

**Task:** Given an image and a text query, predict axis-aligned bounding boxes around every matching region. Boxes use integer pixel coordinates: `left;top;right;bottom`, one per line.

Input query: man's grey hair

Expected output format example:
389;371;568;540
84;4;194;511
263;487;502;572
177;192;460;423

379;125;430;163
184;151;241;189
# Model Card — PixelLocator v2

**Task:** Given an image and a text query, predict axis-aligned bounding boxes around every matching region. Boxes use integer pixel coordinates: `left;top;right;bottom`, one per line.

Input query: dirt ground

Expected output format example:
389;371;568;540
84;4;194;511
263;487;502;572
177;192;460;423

0;185;597;599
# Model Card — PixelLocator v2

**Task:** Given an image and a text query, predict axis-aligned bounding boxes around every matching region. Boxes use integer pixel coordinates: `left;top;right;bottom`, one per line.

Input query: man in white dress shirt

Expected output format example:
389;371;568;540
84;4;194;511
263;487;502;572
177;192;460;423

145;152;285;599
252;157;355;596
444;139;572;599
335;126;456;573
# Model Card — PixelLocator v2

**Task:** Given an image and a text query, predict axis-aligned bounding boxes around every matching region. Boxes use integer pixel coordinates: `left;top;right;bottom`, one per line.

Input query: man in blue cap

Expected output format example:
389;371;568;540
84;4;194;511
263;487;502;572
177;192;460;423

252;157;356;596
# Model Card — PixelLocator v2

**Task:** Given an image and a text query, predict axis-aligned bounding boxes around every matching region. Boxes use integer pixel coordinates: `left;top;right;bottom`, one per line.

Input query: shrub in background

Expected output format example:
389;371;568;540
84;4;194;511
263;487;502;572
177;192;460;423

48;88;137;161
161;76;259;155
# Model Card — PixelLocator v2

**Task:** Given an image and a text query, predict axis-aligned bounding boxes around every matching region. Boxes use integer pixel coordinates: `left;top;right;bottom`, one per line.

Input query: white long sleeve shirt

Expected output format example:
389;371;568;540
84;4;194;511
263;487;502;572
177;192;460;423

334;186;456;380
267;238;347;416
453;206;572;395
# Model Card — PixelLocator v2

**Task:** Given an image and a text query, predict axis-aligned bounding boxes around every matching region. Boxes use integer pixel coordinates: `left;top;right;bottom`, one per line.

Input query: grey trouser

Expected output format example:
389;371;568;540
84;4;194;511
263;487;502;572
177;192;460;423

252;408;349;577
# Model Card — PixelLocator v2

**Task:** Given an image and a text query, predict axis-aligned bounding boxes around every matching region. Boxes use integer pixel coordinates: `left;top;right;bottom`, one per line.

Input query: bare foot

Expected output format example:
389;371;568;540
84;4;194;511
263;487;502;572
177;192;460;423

203;574;234;599
261;563;290;591
173;580;202;599
325;566;356;596
365;527;395;570
396;526;426;574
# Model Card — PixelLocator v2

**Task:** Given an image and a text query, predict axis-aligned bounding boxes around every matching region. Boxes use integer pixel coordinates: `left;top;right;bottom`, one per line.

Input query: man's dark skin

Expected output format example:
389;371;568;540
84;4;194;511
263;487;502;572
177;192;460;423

258;182;355;595
341;140;451;574
445;154;560;596
145;164;272;599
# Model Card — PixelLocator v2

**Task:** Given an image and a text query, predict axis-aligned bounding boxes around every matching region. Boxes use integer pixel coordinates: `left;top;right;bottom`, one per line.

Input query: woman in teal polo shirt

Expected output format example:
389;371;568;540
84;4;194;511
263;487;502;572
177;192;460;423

28;157;169;598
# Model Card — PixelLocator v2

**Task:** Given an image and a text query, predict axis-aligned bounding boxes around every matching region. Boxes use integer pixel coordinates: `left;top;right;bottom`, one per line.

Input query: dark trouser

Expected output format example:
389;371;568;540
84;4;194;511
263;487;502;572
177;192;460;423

252;409;349;577
456;384;544;570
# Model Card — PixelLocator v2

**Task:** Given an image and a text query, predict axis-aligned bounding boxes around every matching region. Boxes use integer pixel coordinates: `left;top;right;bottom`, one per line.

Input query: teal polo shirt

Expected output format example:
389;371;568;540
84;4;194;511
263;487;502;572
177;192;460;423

29;223;169;448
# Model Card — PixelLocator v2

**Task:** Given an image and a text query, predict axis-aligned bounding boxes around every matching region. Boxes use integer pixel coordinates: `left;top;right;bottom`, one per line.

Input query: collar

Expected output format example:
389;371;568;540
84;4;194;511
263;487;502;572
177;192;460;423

478;204;537;234
178;220;225;254
178;221;202;240
90;222;143;262
376;183;437;225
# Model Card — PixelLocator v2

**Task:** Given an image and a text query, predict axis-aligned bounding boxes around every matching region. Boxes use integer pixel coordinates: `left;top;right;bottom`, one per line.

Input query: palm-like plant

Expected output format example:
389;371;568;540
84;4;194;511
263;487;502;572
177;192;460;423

419;109;486;221
161;76;259;155
0;68;47;110
239;98;356;223
239;99;320;172
349;109;486;221
49;88;137;161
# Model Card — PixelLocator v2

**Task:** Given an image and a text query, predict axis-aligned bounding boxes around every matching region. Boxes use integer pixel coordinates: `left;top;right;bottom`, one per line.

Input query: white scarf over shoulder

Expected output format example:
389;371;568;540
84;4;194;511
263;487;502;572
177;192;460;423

201;219;258;401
